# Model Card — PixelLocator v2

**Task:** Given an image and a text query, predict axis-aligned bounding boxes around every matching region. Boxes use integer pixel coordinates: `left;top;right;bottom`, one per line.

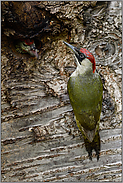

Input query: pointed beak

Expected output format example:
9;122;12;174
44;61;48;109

29;49;39;59
29;44;39;59
63;41;79;56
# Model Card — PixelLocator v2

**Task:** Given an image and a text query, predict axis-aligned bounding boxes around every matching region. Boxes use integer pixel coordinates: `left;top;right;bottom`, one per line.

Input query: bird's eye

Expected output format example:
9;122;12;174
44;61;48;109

80;53;84;59
23;42;27;46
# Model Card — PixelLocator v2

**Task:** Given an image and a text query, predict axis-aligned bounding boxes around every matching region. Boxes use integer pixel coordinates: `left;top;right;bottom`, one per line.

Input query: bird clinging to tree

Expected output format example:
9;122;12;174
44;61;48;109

63;41;103;160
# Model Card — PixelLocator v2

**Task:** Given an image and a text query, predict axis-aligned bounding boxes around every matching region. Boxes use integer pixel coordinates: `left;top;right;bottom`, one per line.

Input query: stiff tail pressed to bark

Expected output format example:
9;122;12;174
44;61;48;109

84;131;100;161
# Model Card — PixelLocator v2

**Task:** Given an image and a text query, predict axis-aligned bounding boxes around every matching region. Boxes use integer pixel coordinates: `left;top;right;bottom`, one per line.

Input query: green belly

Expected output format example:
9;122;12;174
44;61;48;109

67;74;103;130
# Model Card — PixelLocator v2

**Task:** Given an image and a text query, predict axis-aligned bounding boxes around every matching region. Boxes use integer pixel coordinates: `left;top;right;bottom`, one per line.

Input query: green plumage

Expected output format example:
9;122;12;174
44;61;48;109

68;72;103;132
15;40;39;58
67;73;103;159
67;65;103;160
15;41;27;53
63;41;103;160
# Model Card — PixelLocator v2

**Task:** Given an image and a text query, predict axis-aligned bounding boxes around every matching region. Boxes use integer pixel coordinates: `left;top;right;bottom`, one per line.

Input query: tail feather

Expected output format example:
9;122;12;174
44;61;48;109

83;128;96;142
84;131;100;161
75;116;100;160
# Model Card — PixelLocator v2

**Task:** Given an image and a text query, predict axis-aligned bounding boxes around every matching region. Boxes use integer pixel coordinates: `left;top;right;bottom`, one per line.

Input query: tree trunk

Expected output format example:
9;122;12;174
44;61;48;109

1;1;122;182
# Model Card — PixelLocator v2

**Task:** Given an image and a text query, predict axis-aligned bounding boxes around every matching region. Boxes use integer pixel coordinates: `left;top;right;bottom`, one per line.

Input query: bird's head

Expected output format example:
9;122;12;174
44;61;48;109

63;41;96;73
19;39;39;59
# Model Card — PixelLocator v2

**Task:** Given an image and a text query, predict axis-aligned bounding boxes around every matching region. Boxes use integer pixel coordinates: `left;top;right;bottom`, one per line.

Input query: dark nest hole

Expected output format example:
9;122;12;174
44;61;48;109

2;33;42;59
13;37;42;57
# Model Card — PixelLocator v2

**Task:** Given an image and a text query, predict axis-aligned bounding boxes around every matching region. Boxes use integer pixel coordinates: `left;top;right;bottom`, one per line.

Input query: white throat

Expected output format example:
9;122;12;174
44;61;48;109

71;57;94;77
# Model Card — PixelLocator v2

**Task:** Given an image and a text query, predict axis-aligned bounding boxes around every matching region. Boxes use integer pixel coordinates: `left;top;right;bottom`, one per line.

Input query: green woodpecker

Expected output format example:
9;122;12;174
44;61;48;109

63;41;103;160
16;39;39;58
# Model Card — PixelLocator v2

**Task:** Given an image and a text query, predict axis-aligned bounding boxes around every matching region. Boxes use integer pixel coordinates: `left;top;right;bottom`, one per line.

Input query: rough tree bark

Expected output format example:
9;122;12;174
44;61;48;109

1;1;122;182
